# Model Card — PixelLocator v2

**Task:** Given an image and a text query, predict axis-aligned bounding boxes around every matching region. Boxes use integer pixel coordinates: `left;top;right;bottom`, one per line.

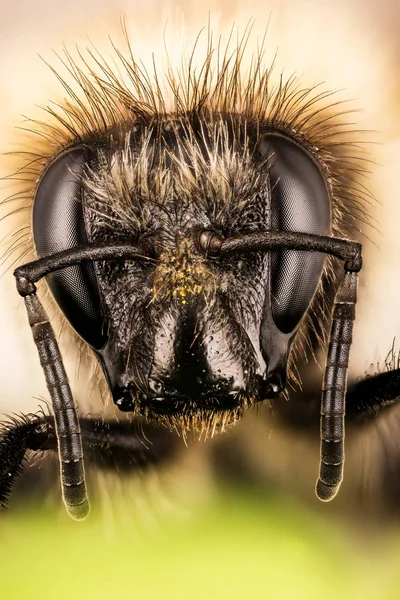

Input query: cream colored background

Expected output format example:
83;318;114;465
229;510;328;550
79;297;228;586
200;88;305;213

1;0;400;416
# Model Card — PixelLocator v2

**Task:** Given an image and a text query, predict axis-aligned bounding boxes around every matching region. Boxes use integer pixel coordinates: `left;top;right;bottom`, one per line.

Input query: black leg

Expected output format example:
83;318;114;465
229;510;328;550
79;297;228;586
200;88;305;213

0;414;180;511
346;367;400;421
274;359;400;430
0;413;51;508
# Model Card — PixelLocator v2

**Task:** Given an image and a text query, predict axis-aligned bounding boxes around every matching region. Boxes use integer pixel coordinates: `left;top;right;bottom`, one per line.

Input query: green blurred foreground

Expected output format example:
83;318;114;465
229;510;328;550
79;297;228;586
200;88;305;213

1;491;400;600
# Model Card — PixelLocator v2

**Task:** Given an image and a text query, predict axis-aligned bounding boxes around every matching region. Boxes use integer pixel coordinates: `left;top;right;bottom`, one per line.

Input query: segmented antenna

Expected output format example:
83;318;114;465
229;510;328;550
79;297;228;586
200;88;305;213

316;270;358;501
14;242;151;520
14;282;89;520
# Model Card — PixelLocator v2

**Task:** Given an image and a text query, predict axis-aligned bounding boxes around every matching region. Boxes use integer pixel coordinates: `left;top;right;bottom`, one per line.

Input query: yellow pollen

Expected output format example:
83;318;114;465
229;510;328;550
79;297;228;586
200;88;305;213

152;239;211;304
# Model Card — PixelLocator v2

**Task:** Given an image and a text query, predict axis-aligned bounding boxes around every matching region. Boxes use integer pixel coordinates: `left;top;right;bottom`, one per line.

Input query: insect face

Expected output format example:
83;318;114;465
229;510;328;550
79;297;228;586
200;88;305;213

1;27;370;518
32;119;331;427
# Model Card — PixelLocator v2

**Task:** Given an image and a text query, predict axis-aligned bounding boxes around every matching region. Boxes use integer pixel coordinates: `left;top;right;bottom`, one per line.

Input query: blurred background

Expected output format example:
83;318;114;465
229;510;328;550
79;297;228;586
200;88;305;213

1;1;400;598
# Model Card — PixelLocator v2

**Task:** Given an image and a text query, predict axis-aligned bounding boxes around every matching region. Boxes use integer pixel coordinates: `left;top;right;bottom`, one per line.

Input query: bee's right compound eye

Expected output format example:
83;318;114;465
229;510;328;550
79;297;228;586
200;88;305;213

32;147;107;349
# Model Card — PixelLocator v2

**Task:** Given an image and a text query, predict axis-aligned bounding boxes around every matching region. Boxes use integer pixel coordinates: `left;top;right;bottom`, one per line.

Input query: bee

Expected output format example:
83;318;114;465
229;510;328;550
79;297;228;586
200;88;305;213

0;19;398;521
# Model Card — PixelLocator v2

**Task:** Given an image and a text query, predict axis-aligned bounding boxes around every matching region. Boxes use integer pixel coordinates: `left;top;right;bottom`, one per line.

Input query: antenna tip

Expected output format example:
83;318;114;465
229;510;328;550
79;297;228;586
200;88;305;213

315;479;340;502
65;499;91;521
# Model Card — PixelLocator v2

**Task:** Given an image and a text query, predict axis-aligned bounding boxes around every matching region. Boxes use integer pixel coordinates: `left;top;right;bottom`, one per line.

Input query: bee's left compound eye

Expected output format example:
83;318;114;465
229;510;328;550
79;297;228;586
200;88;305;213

259;133;331;334
32;147;107;349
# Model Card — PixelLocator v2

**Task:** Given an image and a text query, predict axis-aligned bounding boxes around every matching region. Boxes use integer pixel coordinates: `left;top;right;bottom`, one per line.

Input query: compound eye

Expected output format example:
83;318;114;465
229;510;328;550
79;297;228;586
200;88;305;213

259;133;331;333
33;147;107;349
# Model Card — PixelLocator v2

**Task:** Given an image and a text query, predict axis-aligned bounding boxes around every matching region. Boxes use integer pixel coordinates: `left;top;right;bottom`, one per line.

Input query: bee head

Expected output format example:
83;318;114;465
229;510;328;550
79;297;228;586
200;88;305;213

32;115;331;429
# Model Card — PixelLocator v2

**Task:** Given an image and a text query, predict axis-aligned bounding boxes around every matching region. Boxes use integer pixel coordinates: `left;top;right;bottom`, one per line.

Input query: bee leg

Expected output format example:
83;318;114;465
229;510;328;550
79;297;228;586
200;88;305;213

0;414;179;509
78;418;180;468
346;367;400;421
276;364;400;427
0;413;53;508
